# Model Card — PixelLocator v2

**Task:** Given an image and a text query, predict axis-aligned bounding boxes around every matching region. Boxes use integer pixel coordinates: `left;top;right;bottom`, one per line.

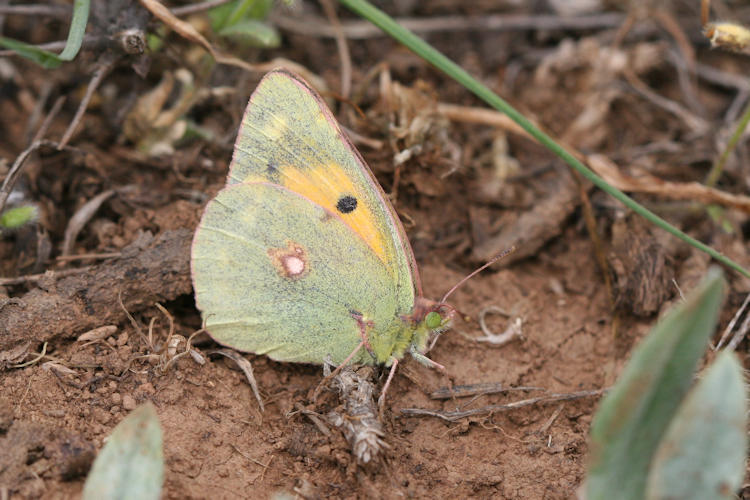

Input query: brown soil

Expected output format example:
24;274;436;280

2;1;750;499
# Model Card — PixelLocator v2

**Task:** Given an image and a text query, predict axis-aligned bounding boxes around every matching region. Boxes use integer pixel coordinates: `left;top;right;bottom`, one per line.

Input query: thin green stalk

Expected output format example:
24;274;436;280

705;97;750;188
703;97;750;230
339;0;750;279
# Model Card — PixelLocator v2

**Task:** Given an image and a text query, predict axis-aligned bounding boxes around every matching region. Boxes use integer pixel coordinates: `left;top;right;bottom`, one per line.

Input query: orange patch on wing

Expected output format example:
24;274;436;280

280;164;387;263
244;164;387;264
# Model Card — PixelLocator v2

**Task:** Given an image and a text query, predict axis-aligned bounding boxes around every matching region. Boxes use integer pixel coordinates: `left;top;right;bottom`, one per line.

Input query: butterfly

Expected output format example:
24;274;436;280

191;69;457;405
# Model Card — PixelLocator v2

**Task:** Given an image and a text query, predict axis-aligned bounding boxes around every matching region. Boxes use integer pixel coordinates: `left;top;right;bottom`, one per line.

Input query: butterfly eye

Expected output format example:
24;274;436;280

425;311;442;329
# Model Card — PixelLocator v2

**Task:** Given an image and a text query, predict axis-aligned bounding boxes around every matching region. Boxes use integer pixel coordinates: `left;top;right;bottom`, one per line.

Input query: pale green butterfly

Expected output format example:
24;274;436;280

191;69;462;404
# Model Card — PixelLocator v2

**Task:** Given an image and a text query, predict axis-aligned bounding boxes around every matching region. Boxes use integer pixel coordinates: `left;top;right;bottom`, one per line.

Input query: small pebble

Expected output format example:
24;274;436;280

122;394;137;411
138;383;155;395
118;345;133;361
111;393;122;405
93;408;110;425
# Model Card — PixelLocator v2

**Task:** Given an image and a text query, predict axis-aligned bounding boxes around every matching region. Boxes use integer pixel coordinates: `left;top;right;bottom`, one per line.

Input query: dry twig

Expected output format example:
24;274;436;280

319;0;351;98
58;60;114;149
272;12;626;39
0;141;57;216
402;389;606;422
588;154;750;213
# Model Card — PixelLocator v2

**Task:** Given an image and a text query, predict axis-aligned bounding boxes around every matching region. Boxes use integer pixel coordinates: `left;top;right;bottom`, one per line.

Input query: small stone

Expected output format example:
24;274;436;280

118;345;133;360
137;383;155;395
122;394;137;411
111;393;122;405
116;331;129;346
93;408;110;425
110;405;120;414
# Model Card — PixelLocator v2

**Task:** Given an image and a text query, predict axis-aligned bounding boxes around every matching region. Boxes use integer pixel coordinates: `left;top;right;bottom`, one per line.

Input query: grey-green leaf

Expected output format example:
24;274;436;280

586;267;726;500
645;351;747;500
218;20;281;47
82;403;164;500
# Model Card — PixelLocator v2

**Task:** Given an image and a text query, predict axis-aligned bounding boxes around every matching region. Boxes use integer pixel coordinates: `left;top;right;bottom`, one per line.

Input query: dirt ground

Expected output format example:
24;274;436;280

2;1;750;499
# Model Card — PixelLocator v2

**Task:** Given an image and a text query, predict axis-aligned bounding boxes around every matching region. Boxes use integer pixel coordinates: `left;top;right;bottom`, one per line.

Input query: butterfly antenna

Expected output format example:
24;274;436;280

440;246;516;304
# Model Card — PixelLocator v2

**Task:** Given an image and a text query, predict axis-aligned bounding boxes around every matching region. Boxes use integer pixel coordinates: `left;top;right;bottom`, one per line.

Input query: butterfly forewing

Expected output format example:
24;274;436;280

227;70;419;315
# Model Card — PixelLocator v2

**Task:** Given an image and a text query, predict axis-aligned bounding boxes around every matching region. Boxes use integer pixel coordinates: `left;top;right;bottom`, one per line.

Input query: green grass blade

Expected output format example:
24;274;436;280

338;0;750;279
58;0;90;61
586;268;725;500
0;0;88;68
645;350;747;500
82;403;164;500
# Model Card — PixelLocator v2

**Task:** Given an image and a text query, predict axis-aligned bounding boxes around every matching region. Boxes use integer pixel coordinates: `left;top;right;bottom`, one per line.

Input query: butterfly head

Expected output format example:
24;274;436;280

405;248;517;363
424;303;457;331
401;298;456;364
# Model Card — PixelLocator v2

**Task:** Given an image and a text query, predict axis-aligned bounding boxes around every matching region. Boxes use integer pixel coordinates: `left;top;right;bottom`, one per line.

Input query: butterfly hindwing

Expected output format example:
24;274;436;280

227;70;419;315
191;182;399;364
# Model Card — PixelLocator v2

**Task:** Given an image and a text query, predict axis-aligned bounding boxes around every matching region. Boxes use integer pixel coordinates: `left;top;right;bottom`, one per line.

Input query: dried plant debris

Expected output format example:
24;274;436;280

609;214;674;317
704;22;750;54
380;78;455;170
471;167;581;264
122;69;200;156
0;417;96;492
0;229;192;352
530;38;663;149
324;364;388;465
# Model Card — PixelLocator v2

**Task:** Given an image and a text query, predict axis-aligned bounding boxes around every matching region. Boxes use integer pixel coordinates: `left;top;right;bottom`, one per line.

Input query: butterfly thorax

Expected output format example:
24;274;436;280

367;297;451;366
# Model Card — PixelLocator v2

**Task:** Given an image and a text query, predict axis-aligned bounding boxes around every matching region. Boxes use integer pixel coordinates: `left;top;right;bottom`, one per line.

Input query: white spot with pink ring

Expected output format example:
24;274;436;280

283;255;305;276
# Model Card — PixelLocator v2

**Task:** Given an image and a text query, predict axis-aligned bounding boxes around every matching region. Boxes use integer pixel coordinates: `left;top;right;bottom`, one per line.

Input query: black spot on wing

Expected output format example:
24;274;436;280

336;195;357;214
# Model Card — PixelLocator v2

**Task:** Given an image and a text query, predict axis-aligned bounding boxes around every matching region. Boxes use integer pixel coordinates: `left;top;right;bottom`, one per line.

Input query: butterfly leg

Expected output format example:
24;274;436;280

377;357;399;409
350;310;375;356
410;345;446;372
410;348;454;403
